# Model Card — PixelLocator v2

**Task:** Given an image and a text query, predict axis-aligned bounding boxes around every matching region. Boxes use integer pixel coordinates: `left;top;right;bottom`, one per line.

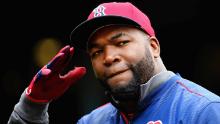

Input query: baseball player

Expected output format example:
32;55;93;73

8;2;220;124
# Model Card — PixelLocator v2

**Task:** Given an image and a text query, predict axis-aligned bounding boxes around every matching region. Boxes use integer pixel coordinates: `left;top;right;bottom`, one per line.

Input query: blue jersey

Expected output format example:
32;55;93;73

77;74;220;124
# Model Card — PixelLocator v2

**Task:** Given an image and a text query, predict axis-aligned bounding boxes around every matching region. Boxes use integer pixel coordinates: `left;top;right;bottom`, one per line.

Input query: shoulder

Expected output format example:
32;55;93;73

77;103;117;124
176;77;220;102
175;76;220;113
196;102;220;123
170;75;220;122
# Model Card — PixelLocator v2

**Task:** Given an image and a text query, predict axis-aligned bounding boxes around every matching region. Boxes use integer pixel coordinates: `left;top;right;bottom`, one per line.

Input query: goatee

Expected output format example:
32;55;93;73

99;48;155;101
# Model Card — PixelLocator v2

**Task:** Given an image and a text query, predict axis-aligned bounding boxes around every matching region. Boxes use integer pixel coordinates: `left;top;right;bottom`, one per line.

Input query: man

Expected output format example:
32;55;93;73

8;2;220;124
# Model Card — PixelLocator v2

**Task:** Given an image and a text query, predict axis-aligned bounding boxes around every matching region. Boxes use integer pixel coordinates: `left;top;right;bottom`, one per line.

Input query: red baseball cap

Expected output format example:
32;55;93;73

70;2;155;50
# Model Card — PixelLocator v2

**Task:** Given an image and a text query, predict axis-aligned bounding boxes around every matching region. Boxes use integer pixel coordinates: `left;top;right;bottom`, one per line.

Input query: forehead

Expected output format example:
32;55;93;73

90;25;138;38
87;25;145;46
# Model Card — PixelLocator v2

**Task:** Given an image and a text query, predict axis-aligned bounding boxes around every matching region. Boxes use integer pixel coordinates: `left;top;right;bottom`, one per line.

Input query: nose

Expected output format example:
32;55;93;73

103;46;121;66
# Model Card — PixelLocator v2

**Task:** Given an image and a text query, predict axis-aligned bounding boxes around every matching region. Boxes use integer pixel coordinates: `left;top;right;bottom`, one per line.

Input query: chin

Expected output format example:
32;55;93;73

107;73;133;92
108;78;139;94
107;80;133;92
109;80;130;91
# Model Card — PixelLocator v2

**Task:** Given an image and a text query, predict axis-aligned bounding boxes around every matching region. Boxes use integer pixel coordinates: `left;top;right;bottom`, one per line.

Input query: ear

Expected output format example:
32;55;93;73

149;36;160;58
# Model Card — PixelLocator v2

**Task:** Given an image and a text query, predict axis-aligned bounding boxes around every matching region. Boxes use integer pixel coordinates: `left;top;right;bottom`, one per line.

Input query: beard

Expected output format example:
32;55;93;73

98;47;155;101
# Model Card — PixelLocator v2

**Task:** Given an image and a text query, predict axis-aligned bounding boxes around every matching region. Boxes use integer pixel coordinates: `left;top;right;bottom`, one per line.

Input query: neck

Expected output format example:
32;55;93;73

154;57;167;74
107;57;167;118
106;87;139;114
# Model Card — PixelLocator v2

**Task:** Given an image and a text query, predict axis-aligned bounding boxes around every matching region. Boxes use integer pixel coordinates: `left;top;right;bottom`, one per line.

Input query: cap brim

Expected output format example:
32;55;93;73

70;16;140;51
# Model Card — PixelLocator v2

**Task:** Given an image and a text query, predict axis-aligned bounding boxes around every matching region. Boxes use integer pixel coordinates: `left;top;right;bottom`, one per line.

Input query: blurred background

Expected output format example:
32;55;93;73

1;0;219;123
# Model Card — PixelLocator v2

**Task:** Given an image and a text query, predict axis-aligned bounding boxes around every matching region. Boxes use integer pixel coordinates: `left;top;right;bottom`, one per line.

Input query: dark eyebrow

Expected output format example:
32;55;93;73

110;32;126;40
87;42;100;53
87;42;99;50
87;32;126;51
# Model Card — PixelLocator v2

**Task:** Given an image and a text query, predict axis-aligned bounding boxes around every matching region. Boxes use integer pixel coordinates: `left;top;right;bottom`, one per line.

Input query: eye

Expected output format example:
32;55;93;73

118;40;129;46
91;49;103;58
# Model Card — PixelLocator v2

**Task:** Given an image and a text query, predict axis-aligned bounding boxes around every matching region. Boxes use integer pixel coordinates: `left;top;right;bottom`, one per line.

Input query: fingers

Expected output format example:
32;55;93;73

60;46;74;69
34;68;52;83
58;45;71;53
46;45;74;73
46;53;64;69
62;67;86;85
47;45;70;67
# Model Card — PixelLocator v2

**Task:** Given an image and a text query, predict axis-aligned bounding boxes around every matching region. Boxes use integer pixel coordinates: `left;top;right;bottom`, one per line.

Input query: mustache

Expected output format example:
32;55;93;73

97;62;140;94
101;63;132;81
97;62;139;88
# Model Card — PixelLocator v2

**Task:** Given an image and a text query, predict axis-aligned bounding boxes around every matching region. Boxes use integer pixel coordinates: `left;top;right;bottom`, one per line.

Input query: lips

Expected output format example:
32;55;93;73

106;69;129;80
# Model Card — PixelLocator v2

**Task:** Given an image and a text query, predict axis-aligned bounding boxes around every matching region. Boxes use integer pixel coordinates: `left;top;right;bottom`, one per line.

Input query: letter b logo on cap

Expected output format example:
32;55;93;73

93;5;106;17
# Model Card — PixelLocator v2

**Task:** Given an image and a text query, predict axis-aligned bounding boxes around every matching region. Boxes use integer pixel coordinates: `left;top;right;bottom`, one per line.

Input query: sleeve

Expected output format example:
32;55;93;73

196;102;220;124
77;113;92;124
7;90;49;124
77;119;83;124
77;115;88;124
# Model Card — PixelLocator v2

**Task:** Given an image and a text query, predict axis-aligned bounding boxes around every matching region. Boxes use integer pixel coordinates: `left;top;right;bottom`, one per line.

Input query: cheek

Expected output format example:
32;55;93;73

91;61;103;79
125;44;147;64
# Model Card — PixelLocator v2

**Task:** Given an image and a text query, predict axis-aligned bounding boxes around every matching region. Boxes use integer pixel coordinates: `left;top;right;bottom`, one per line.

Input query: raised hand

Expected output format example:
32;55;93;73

25;45;86;103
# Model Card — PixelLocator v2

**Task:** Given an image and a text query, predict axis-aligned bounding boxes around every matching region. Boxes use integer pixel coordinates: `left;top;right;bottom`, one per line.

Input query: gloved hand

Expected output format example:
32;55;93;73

25;45;86;103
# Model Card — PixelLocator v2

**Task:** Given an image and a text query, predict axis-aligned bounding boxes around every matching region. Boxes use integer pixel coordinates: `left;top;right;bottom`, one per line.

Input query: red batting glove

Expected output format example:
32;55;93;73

25;45;86;103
